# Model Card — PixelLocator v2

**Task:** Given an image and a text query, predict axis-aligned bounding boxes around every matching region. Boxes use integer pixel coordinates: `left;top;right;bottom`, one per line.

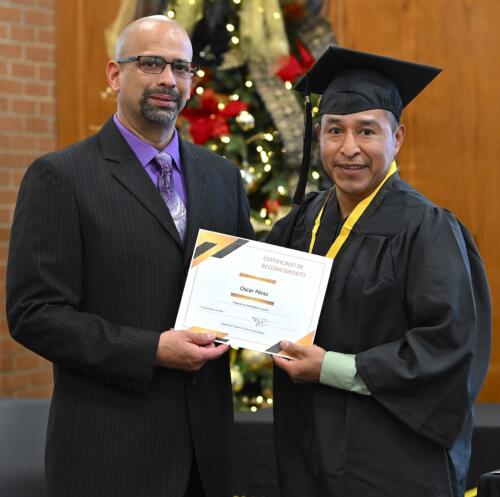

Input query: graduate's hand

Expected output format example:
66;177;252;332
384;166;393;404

272;341;326;383
155;329;229;372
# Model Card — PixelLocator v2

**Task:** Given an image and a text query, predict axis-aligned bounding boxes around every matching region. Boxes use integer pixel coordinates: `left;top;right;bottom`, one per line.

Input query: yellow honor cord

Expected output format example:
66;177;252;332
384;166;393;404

309;161;398;259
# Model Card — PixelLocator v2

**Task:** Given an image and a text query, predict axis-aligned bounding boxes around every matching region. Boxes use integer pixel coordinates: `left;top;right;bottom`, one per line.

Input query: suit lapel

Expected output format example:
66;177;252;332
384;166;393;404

180;140;208;265
98;119;183;248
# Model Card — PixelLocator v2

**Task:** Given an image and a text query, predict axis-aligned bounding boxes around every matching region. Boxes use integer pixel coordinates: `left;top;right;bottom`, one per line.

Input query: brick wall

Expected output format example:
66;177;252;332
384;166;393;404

0;0;56;397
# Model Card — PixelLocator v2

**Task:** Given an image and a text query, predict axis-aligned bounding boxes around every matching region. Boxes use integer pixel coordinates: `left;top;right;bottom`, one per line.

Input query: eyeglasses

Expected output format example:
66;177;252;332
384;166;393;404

117;55;199;79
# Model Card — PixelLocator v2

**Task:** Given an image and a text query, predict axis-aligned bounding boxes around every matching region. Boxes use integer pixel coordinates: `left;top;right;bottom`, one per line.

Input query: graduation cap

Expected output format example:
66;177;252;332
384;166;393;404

292;46;442;205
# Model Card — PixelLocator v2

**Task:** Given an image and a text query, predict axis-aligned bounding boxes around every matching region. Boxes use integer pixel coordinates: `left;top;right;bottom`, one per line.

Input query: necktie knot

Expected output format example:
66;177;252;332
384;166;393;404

155;152;173;173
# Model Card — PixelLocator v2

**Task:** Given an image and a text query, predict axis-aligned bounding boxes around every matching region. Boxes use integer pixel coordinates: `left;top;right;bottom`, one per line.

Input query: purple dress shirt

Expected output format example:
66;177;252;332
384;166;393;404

113;115;188;206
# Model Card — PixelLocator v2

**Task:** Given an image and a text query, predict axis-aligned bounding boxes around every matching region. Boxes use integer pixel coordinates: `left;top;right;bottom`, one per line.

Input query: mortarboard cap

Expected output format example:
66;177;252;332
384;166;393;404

295;45;442;121
291;46;441;206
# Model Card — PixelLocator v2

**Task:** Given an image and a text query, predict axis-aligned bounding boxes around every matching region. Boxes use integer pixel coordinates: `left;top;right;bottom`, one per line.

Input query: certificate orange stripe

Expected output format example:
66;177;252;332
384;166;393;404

276;331;315;356
230;292;274;306
189;326;229;339
295;330;315;347
192;231;239;267
239;272;276;284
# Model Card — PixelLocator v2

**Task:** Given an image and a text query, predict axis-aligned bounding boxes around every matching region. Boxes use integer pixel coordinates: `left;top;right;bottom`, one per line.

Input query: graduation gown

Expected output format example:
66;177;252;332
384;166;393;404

267;173;491;497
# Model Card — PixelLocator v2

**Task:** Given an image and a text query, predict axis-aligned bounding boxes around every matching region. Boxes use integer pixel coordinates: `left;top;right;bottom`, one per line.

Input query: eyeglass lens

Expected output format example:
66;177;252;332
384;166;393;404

137;56;195;78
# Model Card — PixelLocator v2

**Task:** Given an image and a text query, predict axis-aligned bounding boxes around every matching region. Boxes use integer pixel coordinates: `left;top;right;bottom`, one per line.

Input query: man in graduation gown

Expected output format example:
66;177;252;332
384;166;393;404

268;46;491;497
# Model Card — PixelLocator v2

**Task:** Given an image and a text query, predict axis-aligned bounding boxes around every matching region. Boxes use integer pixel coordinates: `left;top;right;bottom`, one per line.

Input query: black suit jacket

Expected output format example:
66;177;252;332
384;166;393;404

6;119;254;497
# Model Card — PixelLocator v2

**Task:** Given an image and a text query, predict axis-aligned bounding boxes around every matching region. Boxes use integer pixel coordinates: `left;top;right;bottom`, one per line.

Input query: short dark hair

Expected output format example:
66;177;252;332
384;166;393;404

385;110;399;132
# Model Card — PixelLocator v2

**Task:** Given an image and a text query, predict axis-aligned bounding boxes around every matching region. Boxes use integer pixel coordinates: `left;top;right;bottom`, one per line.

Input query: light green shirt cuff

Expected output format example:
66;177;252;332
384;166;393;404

319;351;371;396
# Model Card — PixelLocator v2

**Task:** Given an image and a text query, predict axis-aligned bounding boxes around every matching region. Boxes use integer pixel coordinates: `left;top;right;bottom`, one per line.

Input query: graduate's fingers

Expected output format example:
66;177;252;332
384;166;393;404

273;345;326;383
280;340;305;358
273;355;306;383
272;354;294;373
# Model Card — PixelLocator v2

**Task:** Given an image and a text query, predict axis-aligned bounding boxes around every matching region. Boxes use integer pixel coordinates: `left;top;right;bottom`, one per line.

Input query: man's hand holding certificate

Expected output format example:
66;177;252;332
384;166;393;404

175;230;332;357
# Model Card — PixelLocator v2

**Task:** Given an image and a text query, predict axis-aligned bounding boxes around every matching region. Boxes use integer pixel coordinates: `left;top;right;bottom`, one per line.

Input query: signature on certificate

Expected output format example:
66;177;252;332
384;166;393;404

252;317;269;328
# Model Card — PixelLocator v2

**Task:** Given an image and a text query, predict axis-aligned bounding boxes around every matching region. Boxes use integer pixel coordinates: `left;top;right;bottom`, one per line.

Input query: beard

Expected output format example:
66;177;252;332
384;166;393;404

140;87;182;125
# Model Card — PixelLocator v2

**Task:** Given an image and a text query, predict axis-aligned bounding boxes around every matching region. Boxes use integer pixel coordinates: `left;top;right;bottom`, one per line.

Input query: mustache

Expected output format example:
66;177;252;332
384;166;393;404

142;87;180;103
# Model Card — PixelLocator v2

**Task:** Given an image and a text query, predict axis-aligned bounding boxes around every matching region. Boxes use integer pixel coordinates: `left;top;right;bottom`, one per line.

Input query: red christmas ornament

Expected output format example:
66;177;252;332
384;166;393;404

275;39;315;84
276;55;304;83
188;117;214;145
212;115;230;137
200;88;218;114
182;87;249;144
296;39;314;70
264;198;281;214
282;2;304;21
221;100;248;117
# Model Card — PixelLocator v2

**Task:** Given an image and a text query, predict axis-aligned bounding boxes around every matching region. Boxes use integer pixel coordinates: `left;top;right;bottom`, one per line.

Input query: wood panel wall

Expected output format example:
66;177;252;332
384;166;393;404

56;0;499;401
56;0;121;145
326;0;499;401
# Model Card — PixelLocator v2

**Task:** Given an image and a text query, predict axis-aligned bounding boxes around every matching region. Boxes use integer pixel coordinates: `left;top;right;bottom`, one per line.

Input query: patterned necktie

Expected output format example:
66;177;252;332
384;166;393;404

155;152;187;242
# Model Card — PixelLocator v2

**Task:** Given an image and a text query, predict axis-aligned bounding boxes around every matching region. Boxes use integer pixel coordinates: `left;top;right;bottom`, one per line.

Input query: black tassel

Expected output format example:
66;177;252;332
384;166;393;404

292;86;313;206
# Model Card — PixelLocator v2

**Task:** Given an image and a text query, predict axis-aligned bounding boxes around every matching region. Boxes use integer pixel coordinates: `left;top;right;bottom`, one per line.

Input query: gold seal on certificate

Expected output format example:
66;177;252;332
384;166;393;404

175;229;333;357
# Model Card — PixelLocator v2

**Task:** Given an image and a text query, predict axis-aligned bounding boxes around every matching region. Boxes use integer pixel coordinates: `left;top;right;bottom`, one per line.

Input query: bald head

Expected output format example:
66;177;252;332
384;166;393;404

115;16;192;60
106;14;194;145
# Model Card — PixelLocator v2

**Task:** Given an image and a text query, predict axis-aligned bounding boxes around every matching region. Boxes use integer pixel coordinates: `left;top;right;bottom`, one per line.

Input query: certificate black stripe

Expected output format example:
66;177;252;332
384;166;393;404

265;342;283;354
194;241;217;259
212;238;249;259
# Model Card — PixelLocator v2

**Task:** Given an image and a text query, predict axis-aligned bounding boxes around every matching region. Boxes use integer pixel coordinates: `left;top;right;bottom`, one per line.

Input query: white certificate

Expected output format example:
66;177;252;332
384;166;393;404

175;229;333;357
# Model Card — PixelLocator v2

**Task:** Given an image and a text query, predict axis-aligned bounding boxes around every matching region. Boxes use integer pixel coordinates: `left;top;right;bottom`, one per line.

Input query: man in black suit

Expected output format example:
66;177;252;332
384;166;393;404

6;15;254;497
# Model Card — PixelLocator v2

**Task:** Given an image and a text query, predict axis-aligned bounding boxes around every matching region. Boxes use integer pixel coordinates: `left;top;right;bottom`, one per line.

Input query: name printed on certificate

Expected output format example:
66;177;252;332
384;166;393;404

175;229;333;357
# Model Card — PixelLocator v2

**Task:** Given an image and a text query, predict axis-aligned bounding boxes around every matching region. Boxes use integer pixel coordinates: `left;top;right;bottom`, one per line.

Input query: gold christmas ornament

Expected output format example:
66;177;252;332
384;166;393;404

263;387;273;399
230;365;244;393
239;0;289;64
240;349;272;371
235;110;256;131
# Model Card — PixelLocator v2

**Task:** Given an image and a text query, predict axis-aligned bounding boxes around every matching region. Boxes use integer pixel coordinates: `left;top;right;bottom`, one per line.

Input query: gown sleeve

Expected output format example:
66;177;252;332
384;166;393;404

355;207;491;448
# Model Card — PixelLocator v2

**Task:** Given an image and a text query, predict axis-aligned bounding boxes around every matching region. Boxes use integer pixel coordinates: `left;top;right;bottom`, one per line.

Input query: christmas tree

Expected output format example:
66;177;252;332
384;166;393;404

107;0;335;410
173;0;335;234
